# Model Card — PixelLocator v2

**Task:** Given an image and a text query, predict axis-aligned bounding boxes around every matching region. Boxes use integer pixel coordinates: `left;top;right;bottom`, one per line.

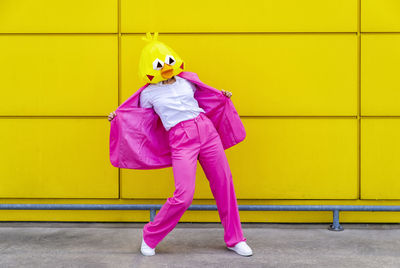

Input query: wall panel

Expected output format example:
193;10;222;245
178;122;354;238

361;0;400;32
361;34;400;115
0;118;118;198
361;118;400;199
121;34;357;116
122;0;357;33
0;35;118;115
0;0;117;33
122;118;358;200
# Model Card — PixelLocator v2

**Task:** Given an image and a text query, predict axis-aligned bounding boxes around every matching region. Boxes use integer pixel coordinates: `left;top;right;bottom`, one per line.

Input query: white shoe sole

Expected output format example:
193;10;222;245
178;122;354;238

141;249;155;256
227;246;253;256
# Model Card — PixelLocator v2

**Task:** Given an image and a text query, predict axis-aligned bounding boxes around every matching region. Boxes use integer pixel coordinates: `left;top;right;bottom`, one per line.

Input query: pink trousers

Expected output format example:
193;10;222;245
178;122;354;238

142;112;246;249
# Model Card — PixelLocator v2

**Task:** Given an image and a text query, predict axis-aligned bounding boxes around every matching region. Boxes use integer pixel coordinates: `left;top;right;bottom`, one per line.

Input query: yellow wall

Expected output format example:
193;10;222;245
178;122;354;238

1;0;400;223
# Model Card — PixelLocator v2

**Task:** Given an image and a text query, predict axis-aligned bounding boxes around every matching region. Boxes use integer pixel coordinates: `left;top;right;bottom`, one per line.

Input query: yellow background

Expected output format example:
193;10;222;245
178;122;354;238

1;0;400;223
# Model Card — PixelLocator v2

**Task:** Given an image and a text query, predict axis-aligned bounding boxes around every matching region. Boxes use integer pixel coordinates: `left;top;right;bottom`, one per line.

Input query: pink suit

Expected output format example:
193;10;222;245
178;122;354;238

109;72;247;249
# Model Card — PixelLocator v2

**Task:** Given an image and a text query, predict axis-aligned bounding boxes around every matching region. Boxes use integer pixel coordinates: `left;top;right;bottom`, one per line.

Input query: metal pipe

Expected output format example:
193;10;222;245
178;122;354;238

150;208;156;222
328;209;343;231
1;204;400;231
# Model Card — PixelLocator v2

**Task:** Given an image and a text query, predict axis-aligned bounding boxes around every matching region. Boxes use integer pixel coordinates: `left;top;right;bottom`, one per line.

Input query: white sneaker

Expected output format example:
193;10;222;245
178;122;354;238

227;241;253;256
141;237;155;256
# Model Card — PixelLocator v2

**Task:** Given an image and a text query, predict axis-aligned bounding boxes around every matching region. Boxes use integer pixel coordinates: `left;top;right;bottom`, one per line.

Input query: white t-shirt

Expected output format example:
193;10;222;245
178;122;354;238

139;76;206;131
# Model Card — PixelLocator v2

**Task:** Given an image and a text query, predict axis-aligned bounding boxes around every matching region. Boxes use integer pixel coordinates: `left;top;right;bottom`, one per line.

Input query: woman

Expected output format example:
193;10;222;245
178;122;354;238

108;33;252;257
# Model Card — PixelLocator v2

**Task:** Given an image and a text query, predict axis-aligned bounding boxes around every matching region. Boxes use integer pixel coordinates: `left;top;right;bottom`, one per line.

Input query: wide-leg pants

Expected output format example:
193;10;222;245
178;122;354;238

142;112;246;249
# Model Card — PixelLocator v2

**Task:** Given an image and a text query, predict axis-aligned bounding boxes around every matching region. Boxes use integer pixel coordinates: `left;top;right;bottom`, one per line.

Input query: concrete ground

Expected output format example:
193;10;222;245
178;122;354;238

0;222;399;268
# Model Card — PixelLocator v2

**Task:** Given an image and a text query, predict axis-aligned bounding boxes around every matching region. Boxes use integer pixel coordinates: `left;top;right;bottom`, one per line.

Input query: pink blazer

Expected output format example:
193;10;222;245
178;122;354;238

109;71;246;169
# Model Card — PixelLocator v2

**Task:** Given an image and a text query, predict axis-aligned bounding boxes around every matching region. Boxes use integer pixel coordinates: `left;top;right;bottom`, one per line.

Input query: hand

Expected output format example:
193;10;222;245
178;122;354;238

108;111;116;122
221;89;232;98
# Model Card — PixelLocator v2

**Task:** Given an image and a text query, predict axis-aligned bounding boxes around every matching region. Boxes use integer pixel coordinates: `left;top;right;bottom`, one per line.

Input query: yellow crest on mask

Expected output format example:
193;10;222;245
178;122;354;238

138;32;185;84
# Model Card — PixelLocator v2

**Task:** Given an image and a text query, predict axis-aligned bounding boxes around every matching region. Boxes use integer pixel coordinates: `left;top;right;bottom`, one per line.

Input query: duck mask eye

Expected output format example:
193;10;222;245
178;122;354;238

165;55;175;66
152;58;164;70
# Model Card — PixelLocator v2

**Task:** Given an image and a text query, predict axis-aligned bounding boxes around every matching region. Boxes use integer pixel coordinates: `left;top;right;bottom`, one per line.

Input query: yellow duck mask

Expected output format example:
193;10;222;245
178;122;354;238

138;32;185;84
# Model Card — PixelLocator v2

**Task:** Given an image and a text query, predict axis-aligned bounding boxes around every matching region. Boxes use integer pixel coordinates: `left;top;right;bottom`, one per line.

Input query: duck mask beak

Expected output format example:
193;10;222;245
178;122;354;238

161;64;174;79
